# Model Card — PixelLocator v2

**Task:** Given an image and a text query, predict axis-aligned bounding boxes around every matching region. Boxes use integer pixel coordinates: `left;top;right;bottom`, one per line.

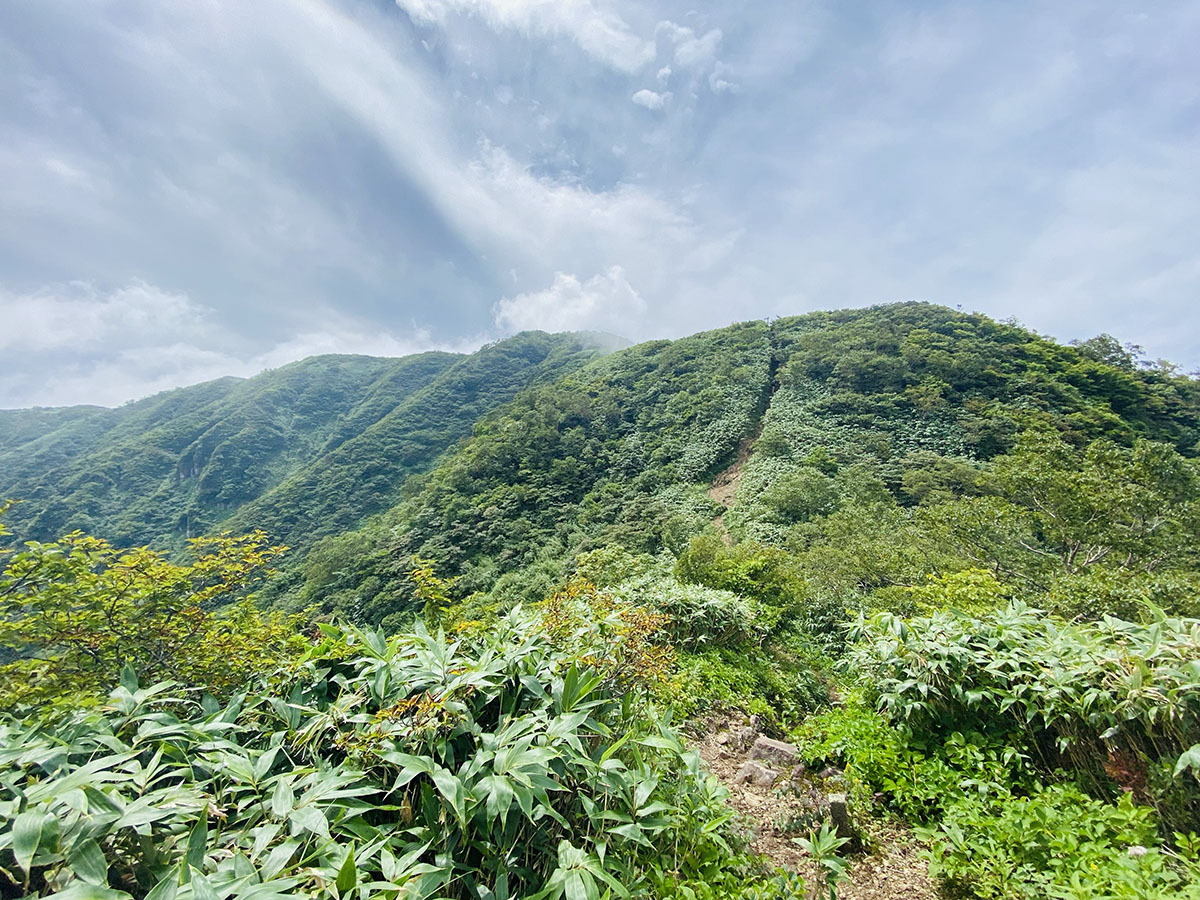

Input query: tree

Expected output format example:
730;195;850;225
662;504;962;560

1070;333;1142;371
0;504;308;707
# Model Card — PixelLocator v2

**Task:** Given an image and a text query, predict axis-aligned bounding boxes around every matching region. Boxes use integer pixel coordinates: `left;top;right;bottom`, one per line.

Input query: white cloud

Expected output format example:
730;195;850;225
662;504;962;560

708;62;737;93
394;0;654;71
494;266;646;334
631;89;669;110
0;280;208;353
658;22;722;67
0;279;481;408
4;0;1200;409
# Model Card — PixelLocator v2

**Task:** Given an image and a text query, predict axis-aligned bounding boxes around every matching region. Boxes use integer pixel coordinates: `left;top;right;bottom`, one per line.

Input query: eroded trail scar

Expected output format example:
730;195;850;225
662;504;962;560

693;719;938;900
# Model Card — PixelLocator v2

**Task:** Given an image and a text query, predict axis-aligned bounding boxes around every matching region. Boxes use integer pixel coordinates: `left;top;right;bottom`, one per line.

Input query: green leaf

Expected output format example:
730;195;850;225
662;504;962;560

564;871;593;900
254;747;280;781
260;841;299;880
119;664;140;694
430;767;465;824
47;886;133;900
1174;744;1200;778
144;869;179;900
13;810;46;873
190;869;218;900
335;843;357;895
185;817;208;872
70;838;110;886
271;778;295;817
289;806;329;838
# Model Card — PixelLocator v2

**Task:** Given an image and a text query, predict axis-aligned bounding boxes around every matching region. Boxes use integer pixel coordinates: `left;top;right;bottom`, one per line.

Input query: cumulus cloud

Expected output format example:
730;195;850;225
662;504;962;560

494;266;646;334
670;26;723;68
0;280;478;408
0;281;207;353
708;62;737;93
395;0;654;71
631;89;670;109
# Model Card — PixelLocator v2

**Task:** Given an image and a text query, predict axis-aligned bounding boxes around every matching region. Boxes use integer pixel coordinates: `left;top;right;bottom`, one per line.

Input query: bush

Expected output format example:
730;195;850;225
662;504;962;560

922;785;1200;900
0;517;305;710
0;608;793;899
850;603;1200;828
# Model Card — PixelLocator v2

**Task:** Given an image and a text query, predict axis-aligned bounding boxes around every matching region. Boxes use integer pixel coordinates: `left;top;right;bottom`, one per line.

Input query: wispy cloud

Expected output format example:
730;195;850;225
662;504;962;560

0;280;481;408
395;0;655;72
494;266;645;333
0;0;1197;406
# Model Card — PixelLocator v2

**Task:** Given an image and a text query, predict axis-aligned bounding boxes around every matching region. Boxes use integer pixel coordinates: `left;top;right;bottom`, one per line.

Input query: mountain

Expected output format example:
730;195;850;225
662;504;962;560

5;302;1200;898
0;331;613;551
294;303;1200;625
4;302;1198;623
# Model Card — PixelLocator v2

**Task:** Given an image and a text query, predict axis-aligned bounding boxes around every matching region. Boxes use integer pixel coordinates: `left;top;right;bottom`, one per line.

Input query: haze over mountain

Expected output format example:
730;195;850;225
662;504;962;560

3;1;1198;407
4;303;1197;620
0;331;613;551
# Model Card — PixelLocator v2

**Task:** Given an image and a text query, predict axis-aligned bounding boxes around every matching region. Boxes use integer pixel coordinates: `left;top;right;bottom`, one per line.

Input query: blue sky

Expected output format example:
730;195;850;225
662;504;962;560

1;0;1197;406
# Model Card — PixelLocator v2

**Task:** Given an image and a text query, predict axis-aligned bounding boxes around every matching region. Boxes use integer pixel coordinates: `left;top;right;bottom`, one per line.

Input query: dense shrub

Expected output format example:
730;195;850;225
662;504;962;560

0;609;796;900
923;786;1200;900
0;515;305;710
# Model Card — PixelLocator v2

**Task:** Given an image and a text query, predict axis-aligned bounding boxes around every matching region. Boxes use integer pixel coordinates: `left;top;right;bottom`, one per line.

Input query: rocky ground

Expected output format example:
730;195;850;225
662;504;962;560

692;717;940;899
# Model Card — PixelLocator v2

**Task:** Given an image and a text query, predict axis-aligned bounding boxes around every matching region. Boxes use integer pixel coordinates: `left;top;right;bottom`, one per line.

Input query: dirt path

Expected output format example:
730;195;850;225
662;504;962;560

692;721;939;900
707;431;760;545
707;433;757;509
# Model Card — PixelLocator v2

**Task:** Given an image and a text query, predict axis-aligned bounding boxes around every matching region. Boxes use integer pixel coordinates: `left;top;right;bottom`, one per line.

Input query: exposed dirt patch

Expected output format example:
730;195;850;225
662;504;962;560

707;432;760;546
691;718;939;900
838;826;939;900
707;433;758;509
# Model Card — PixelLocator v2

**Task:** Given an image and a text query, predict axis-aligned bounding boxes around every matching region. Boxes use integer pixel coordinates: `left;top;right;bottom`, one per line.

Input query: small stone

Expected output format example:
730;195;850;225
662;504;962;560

749;736;800;767
818;765;844;781
734;760;781;787
732;726;758;750
716;732;730;745
828;792;853;840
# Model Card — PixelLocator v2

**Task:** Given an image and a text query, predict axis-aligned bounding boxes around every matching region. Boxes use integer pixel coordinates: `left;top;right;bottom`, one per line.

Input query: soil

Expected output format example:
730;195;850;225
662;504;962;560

691;719;940;900
707;434;757;509
707;432;759;546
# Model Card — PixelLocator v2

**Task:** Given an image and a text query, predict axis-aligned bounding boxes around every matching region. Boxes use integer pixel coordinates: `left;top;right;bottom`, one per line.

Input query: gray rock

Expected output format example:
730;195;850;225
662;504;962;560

734;760;781;787
730;726;758;751
749;736;800;767
828;792;853;840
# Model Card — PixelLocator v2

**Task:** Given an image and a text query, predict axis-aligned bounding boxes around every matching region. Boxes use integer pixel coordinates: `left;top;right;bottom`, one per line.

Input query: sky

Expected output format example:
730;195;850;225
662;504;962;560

1;0;1198;407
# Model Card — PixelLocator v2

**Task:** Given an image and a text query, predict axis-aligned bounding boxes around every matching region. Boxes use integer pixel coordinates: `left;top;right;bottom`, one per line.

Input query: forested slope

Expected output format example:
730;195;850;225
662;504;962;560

220;331;616;552
299;303;1200;627
0;332;612;552
4;302;1200;900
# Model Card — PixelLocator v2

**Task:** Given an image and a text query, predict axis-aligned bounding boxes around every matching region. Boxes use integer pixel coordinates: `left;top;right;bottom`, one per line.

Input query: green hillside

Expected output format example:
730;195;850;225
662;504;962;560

0;355;450;548
220;331;615;553
0;332;611;553
300;303;1200;626
4;303;1200;899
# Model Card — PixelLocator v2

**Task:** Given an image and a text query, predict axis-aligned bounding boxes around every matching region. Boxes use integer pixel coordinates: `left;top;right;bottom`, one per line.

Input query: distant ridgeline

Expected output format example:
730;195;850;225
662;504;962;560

2;303;1198;627
0;331;615;553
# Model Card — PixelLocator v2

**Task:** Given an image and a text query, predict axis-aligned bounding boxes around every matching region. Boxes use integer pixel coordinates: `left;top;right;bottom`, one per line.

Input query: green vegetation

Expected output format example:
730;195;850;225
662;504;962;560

0;332;609;556
0;503;304;711
0;589;799;899
4;302;1200;897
